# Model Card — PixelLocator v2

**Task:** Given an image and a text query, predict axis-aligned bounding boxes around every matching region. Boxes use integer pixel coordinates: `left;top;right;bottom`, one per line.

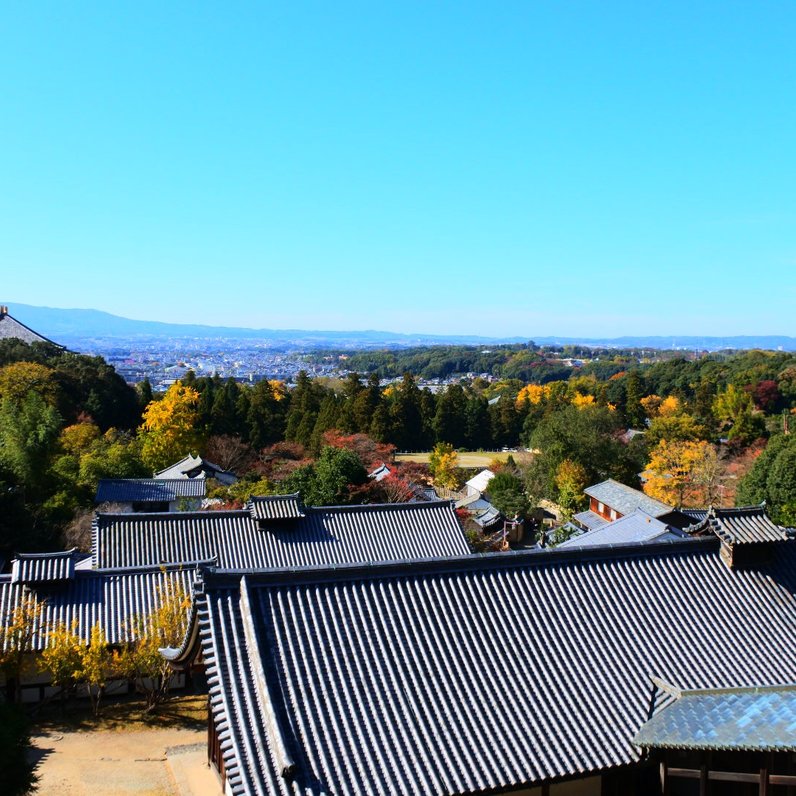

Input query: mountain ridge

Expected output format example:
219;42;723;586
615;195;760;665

3;302;796;351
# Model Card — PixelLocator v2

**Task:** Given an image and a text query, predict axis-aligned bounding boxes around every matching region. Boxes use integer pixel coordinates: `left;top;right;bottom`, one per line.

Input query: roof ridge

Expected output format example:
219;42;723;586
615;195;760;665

200;536;718;589
89;558;217;576
0;310;63;347
677;682;796;697
98;477;202;484
95;509;251;522
14;547;78;560
307;499;452;513
249;492;301;501
711;503;768;516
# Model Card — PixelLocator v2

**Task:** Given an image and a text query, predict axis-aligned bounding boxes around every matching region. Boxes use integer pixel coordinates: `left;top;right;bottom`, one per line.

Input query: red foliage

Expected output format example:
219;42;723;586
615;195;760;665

751;380;782;412
208;497;244;510
257;441;312;480
348;473;416;504
261;441;307;461
391;460;431;485
321;430;396;470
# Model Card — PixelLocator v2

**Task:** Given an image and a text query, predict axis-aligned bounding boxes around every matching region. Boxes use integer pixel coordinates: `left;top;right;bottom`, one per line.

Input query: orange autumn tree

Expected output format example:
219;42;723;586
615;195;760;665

643;439;720;508
139;382;203;471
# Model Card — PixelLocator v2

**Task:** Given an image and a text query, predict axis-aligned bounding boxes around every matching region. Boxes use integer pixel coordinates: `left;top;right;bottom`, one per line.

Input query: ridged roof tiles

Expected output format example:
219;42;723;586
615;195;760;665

93;500;470;570
96;478;206;504
186;537;796;794
584;479;673;518
11;549;80;584
0;562;200;649
248;493;305;520
688;505;793;546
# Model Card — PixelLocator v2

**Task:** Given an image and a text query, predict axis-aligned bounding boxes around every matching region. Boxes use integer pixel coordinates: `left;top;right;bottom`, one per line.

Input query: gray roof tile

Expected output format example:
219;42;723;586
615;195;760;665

572;510;609;531
11;549;80;584
96;478;206;503
687;504;793;545
559;510;682;548
635;684;796;751
248;493;305;520
584;479;672;518
94;500;470;570
0;561;200;649
0;310;62;346
186;538;796;794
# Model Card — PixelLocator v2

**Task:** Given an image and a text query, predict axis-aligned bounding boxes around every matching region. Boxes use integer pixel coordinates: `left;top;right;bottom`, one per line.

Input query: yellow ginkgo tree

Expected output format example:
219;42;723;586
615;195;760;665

643;439;720;508
139;381;203;471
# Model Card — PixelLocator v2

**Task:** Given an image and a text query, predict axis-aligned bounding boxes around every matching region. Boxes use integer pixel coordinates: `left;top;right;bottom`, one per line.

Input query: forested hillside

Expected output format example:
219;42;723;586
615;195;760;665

2;340;795;557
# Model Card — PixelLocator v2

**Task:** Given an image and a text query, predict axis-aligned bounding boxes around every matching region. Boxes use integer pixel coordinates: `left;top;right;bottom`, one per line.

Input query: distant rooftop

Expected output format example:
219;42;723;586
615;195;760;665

154;454;236;484
585;478;673;518
635;683;796;752
93;498;470;570
687;504;795;546
96;478;206;504
560;509;682;549
465;469;495;494
0;305;63;347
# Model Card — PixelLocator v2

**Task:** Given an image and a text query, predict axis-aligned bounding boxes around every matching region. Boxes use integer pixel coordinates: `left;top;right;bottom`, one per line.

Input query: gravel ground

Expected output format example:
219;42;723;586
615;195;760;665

30;725;221;795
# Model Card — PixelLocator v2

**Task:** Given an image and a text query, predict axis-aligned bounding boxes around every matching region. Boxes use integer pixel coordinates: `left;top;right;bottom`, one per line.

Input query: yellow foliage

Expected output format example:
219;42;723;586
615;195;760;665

0;362;59;406
428;442;460;489
658;396;682;417
40;620;84;689
269;380;287;401
516;384;550;406
59;421;101;456
139;382;203;471
643;439;719;508
571;392;596;409
640;394;663;418
555;458;588;520
116;579;192;711
0;595;43;673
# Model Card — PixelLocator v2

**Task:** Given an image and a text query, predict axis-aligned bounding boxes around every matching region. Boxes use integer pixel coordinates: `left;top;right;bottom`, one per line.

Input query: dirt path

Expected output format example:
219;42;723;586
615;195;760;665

30;723;221;795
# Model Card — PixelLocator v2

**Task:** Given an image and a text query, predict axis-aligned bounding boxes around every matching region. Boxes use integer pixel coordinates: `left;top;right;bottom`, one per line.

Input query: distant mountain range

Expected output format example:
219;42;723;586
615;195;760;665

3;302;796;351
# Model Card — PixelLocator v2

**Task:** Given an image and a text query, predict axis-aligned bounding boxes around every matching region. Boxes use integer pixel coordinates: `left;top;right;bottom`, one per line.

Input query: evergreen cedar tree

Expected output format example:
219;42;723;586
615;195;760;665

1;339;796;553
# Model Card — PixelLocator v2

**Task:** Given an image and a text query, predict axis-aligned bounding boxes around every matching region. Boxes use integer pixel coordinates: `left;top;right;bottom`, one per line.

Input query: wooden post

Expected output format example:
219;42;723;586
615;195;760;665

760;766;769;795
700;764;708;796
660;762;669;796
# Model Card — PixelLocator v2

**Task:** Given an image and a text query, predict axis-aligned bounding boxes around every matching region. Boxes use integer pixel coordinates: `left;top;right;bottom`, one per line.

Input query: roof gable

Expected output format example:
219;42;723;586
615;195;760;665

687;504;793;546
11;549;80;585
248;493;305;521
0;561;201;649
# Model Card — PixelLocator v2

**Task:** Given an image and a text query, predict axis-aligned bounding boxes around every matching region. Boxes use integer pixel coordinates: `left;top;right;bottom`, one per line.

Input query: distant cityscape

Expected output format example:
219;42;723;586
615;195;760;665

83;337;507;391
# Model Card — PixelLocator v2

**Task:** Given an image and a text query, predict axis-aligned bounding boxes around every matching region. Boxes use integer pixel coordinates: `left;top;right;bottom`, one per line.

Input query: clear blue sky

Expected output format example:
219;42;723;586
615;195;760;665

1;2;794;337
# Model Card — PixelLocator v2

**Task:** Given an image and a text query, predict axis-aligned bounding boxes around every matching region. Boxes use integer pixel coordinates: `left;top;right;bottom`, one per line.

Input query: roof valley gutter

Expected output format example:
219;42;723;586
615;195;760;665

239;575;297;780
